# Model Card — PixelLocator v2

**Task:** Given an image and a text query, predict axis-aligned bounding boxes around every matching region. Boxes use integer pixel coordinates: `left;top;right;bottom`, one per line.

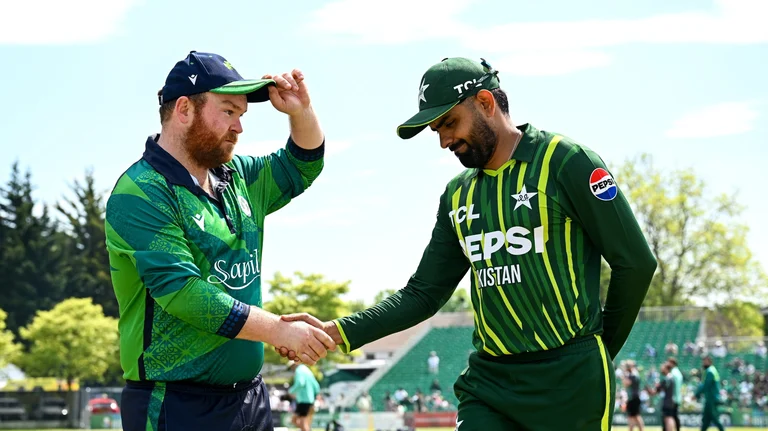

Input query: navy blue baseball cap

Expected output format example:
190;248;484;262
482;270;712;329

158;51;275;105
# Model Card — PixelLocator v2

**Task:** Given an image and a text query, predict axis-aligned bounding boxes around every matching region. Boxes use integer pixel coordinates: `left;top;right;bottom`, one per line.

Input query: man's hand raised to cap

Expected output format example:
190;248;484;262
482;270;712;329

263;69;311;116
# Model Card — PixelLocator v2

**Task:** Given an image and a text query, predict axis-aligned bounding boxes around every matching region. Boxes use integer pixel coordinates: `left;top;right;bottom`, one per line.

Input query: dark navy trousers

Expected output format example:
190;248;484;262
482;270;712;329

121;375;273;431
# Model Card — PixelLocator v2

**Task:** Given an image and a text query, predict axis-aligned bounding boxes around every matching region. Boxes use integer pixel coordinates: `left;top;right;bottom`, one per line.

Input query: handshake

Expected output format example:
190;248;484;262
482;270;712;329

273;313;342;366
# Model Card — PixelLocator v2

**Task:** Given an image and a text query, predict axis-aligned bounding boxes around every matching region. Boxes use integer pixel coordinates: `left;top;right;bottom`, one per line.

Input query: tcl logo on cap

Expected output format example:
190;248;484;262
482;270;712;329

589;168;617;201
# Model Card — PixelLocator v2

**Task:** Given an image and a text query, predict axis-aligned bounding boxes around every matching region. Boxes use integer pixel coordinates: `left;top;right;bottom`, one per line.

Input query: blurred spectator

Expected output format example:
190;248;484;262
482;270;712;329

394;387;408;405
696;341;708;357
355;392;372;413
712;340;727;358
428;351;440;374
665;341;679;356
383;392;397;412
430;379;442;393
755;341;767;358
644;343;657;359
411;389;425;412
684;340;696;356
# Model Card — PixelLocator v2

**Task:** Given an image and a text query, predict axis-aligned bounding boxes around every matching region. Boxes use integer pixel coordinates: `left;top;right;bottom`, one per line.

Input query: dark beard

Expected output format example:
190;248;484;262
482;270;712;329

453;109;498;169
183;111;238;169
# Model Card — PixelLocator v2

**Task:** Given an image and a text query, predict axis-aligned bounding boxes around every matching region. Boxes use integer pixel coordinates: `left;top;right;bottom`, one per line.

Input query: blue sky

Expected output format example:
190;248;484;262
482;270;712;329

0;0;766;305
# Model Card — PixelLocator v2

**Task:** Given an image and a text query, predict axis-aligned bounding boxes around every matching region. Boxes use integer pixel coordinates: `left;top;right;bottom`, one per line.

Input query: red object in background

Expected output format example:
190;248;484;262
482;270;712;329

87;398;120;414
406;411;458;427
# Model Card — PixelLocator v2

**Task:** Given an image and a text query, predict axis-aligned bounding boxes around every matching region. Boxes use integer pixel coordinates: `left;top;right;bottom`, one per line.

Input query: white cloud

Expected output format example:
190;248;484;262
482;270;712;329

469;0;768;53
665;102;759;138
304;0;475;44
492;51;612;76
0;0;141;45
307;0;768;75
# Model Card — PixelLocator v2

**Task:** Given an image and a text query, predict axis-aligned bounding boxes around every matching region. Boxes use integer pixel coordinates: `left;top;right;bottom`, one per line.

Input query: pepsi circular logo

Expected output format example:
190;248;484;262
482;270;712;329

589;168;617;201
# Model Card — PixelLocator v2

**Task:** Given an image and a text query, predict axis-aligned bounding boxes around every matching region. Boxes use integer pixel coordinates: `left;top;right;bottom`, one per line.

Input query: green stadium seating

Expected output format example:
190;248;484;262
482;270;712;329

367;326;474;411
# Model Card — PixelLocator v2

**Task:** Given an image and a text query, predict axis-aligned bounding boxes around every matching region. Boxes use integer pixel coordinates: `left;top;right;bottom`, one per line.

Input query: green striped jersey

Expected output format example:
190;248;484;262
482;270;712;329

334;124;656;359
105;135;323;385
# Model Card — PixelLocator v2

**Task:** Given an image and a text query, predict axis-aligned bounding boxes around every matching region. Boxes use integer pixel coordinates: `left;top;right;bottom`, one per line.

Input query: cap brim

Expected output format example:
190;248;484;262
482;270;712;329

210;79;275;103
396;100;460;140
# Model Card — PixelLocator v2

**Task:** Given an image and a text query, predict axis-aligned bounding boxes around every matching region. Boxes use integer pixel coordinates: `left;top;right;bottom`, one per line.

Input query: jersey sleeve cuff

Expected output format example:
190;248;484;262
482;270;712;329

334;320;352;354
287;136;325;162
215;300;250;339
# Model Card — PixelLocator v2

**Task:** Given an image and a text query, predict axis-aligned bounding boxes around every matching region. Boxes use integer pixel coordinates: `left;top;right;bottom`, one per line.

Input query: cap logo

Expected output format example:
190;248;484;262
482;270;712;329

418;78;430;104
223;61;234;70
188;75;198;85
453;78;482;96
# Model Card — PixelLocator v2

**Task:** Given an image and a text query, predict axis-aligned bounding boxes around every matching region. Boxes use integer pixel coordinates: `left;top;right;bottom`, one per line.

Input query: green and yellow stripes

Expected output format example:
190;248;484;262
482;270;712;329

595;335;612;431
536;135;576;339
451;186;501;356
478;173;540;353
565;218;584;330
541;304;564;345
511;165;562;348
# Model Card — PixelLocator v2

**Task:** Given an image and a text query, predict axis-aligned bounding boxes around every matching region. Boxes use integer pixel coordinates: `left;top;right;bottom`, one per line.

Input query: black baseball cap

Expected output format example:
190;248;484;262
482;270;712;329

158;51;275;105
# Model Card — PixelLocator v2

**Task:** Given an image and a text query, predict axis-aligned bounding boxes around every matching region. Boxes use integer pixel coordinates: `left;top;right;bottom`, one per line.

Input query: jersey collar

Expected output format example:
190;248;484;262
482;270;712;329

142;134;233;196
468;123;540;178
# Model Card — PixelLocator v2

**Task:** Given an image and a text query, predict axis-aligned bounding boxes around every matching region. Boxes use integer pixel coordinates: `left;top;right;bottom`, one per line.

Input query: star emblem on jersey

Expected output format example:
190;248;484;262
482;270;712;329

419;78;429;104
511;185;537;210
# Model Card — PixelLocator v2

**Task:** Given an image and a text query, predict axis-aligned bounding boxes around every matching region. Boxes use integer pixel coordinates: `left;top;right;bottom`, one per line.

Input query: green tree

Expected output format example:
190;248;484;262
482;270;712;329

263;272;358;370
610;154;766;306
56;168;117;317
347;299;367;314
0;308;21;369
0;162;67;334
372;289;397;306
17;297;119;391
707;300;764;338
441;287;471;312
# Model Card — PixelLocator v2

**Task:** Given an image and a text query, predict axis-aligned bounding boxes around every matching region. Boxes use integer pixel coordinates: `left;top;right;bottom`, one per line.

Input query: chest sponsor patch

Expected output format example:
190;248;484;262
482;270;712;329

589;168;617;201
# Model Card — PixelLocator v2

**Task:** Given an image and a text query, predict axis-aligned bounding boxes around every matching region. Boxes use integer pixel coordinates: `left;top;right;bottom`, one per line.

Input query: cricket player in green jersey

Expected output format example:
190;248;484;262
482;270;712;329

280;57;657;430
105;51;335;431
696;356;725;431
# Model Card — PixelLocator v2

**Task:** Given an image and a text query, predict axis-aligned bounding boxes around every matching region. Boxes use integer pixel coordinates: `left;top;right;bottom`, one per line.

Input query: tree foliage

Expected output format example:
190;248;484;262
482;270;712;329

0;162;67;334
263;272;359;369
0;308;21;369
56;168;117;317
18;298;119;390
608;154;766;306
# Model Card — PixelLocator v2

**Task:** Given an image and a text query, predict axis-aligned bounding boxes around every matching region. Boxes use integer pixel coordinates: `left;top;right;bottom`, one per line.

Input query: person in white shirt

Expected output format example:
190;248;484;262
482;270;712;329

428;351;440;374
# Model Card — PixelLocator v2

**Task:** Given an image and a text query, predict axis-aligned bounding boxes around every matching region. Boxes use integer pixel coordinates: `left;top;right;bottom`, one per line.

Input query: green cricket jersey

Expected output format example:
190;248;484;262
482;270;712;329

105;134;323;385
334;124;656;359
696;365;722;405
289;364;320;404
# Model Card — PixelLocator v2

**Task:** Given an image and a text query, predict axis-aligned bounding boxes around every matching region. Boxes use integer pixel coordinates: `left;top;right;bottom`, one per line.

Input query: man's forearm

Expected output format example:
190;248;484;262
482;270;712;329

334;279;455;353
236;306;282;346
289;106;323;149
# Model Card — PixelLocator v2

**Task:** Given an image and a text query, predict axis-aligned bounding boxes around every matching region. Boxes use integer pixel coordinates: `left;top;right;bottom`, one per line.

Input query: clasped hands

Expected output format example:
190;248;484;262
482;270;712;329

274;313;342;365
